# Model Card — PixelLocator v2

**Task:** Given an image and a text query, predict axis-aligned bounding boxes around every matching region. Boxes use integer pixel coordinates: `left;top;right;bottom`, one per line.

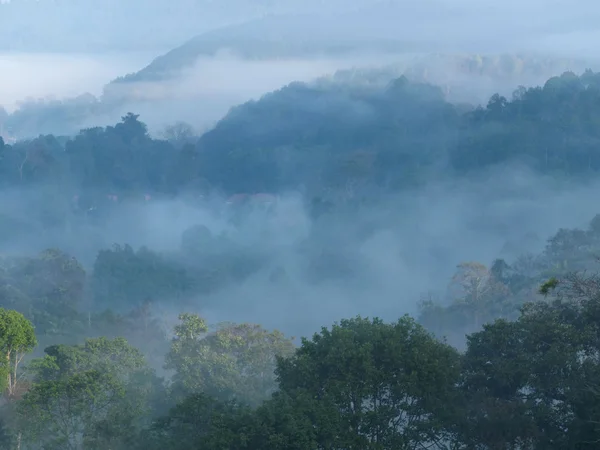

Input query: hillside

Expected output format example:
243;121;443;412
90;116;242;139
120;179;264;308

3;69;600;448
193;70;600;194
106;0;532;86
109;14;415;85
4;70;600;200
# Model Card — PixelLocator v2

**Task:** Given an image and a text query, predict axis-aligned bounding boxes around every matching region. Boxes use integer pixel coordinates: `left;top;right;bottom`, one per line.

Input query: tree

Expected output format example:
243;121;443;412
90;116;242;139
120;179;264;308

16;337;155;450
275;316;461;450
165;314;295;406
0;308;36;399
138;393;252;450
458;271;600;448
162;121;196;148
115;112;148;144
450;261;510;328
92;244;190;312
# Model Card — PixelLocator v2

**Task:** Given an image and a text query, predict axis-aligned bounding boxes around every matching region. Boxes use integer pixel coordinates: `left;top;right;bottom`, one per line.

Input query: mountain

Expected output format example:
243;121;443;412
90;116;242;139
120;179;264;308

107;0;511;85
107;0;597;87
109;16;413;85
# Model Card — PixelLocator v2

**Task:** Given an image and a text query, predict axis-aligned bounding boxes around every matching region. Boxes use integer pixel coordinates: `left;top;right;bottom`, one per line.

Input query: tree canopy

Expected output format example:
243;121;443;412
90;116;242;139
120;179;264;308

3;69;600;448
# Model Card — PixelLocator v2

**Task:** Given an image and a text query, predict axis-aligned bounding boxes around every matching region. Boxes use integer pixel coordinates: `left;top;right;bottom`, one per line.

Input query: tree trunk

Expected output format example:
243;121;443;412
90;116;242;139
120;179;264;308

12;354;18;398
6;351;11;398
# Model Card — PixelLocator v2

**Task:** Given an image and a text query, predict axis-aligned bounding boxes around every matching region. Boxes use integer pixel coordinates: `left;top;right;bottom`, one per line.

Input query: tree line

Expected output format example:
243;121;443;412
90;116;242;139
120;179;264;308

0;208;598;447
4;70;600;200
1;265;600;448
2;69;600;448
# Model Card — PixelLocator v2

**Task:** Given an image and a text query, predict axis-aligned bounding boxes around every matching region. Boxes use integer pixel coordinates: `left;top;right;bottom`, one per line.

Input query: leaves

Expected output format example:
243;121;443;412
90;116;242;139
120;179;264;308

165;314;294;406
0;308;36;398
276;315;461;449
16;337;156;449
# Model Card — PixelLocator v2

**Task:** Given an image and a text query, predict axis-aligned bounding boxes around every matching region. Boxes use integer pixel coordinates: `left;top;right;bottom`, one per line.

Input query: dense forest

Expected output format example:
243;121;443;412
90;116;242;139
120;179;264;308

6;69;600;195
2;70;600;448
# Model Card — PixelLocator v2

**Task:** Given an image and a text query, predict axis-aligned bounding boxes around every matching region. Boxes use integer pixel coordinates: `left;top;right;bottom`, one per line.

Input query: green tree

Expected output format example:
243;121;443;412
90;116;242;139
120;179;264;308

16;337;155;450
165;313;295;406
138;393;252;450
459;271;600;448
92;244;189;312
162;121;196;148
0;308;36;399
0;249;87;338
275;315;461;450
450;261;510;328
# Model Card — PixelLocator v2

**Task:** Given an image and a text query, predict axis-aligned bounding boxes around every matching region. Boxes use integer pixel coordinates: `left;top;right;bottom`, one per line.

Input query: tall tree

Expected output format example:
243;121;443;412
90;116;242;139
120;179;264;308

0;308;36;399
450;261;509;327
459;271;600;448
16;337;156;450
276;315;461;450
165;314;295;406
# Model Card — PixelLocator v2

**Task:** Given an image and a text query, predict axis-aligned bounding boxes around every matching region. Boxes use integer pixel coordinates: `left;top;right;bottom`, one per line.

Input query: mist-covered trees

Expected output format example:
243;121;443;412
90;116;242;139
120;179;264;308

418;212;600;342
91;244;190;311
4;71;600;200
4;214;600;447
0;309;36;399
16;337;157;449
132;277;600;449
456;271;600;448
274;316;461;450
5;68;600;448
165;313;295;406
0;249;86;339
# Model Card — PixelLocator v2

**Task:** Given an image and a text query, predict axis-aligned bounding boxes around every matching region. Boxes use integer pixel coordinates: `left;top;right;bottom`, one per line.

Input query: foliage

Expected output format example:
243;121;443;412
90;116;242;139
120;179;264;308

5;71;600;199
275;316;461;449
165;313;294;406
4;70;600;448
92;244;190;311
458;271;600;448
16;337;157;450
0;249;86;338
138;393;253;450
0;308;37;398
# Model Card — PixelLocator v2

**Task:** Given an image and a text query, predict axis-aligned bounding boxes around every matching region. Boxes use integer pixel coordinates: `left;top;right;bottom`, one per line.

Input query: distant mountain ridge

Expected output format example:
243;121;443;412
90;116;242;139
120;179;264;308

107;0;595;87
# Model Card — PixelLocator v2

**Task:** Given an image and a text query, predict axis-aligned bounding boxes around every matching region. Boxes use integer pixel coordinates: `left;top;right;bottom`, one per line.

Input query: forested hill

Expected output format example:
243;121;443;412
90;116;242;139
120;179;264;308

5;70;600;448
194;69;600;193
6;52;591;139
4;70;600;200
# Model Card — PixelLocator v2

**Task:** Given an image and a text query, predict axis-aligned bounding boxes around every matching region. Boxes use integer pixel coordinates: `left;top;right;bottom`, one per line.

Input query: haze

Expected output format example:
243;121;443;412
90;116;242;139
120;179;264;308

2;0;600;341
3;0;600;136
4;2;600;449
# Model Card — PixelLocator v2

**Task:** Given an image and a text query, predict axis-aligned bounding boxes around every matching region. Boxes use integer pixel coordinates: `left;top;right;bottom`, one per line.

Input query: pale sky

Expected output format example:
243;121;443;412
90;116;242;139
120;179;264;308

1;0;599;54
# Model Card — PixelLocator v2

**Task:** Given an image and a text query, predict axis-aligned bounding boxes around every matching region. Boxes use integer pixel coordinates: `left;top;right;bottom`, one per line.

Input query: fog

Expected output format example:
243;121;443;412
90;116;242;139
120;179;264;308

154;168;600;339
3;50;598;140
3;0;600;340
0;52;153;113
101;52;420;135
4;4;600;448
1;0;600;141
0;161;597;340
0;52;396;137
3;0;600;138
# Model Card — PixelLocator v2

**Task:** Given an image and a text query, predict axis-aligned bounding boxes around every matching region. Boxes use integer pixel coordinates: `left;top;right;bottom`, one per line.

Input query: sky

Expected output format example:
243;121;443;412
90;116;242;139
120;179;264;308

0;0;599;54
